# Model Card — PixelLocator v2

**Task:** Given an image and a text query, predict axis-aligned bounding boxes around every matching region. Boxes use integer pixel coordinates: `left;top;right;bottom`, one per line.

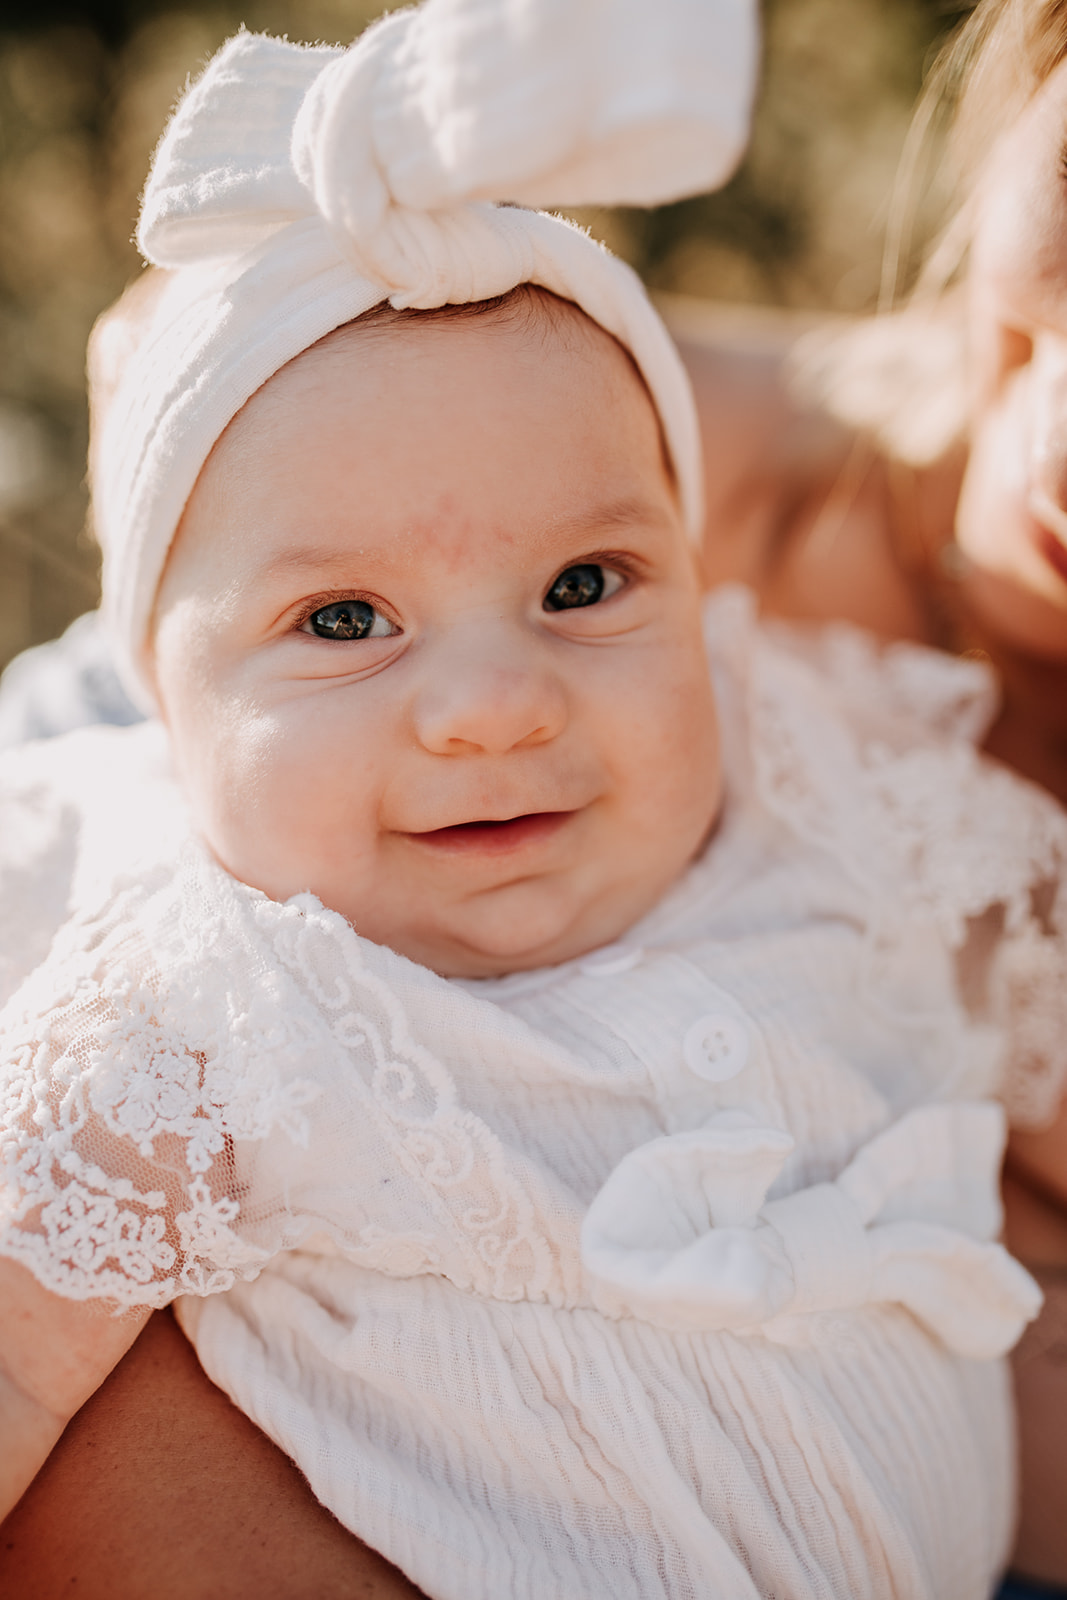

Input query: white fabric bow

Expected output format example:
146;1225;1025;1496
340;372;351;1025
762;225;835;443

139;1;756;292
581;1103;1041;1360
94;0;759;702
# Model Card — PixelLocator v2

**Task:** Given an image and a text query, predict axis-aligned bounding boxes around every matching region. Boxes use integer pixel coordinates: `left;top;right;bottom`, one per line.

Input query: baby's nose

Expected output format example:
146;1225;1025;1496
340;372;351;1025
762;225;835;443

412;629;567;756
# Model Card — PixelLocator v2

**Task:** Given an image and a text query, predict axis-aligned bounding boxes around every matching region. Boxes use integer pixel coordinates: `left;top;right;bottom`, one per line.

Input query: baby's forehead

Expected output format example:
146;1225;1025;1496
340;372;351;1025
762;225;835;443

255;284;643;412
326;283;612;351
211;285;669;496
164;285;681;607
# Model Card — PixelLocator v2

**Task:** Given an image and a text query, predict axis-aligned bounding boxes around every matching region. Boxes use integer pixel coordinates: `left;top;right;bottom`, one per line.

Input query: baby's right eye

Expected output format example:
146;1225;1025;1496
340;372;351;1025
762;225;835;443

300;600;396;640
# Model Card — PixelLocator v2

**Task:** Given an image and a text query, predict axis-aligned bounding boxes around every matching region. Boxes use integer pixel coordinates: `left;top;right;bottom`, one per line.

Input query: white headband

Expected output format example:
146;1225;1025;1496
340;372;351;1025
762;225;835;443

92;0;759;701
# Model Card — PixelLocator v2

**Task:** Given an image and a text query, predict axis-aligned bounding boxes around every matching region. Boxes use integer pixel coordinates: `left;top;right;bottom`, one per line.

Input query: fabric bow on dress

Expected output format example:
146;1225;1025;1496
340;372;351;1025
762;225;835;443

582;1103;1041;1359
89;0;760;703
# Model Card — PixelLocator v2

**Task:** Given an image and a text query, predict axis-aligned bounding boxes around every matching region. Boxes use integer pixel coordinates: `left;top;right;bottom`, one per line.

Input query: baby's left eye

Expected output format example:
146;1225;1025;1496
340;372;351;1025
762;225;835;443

543;564;624;611
300;600;396;640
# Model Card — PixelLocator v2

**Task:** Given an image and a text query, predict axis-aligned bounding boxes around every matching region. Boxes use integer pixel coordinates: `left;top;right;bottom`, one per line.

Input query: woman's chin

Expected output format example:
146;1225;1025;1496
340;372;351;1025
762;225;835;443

961;557;1067;665
953;485;1067;660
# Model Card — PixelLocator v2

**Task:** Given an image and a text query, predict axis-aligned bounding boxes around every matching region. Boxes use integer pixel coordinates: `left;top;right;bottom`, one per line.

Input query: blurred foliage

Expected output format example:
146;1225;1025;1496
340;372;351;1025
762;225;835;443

0;0;966;668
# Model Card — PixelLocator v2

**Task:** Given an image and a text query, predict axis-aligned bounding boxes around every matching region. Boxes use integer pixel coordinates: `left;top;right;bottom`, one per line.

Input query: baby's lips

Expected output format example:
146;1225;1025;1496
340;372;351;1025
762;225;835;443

401;810;577;852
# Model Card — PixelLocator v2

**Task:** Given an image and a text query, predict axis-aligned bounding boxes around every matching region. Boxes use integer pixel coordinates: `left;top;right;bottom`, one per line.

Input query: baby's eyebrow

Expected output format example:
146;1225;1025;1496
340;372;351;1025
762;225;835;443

255;547;376;582
252;497;674;585
548;497;676;538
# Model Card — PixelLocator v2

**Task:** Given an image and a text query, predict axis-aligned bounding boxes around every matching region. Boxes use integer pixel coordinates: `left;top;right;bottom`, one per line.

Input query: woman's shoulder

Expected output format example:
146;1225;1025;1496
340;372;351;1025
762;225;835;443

672;298;967;648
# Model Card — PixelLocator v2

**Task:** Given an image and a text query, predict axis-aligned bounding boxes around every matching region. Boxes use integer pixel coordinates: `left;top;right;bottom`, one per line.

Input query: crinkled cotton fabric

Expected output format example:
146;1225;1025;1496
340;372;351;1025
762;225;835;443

91;0;759;700
2;591;1066;1598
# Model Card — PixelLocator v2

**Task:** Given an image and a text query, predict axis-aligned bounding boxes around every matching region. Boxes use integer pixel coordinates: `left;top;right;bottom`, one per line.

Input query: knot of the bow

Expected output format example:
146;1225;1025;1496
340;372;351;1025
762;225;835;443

288;11;539;307
580;1103;1041;1359
137;0;757;305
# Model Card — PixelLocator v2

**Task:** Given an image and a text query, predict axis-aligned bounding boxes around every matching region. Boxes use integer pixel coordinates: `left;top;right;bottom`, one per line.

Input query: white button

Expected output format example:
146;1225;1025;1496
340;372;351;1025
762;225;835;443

683;1014;751;1083
578;942;644;978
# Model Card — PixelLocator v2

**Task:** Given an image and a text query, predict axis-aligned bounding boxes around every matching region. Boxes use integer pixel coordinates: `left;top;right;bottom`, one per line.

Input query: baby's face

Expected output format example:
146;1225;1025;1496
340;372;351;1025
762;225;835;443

152;299;720;977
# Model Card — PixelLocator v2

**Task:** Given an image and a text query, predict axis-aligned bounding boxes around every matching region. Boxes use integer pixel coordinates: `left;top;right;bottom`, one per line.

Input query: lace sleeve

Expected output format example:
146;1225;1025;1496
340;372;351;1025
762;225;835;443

706;587;1067;1128
2;834;571;1313
0;869;319;1308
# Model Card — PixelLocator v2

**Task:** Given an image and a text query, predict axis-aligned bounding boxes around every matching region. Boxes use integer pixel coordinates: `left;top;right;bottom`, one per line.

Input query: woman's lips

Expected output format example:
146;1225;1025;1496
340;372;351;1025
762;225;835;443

406;811;574;854
1034;521;1067;587
1027;488;1067;586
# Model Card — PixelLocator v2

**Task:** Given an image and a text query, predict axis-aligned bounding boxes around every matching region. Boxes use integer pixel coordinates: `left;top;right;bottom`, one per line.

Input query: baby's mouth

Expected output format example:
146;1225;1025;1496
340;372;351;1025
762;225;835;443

407;812;573;853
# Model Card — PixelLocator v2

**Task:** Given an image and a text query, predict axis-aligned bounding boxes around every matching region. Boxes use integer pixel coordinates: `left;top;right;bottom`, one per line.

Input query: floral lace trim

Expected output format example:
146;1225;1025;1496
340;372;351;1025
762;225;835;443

264;891;558;1301
0;848;559;1307
0;868;318;1306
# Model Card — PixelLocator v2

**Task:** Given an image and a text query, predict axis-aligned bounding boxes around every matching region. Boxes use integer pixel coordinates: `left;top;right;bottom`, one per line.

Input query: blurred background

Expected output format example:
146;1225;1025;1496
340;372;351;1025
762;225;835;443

0;0;964;671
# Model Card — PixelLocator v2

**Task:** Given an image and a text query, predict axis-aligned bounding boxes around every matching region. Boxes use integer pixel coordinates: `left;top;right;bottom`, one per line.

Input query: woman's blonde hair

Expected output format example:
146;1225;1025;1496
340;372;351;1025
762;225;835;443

793;0;1067;465
944;1;1067;183
898;0;1067;304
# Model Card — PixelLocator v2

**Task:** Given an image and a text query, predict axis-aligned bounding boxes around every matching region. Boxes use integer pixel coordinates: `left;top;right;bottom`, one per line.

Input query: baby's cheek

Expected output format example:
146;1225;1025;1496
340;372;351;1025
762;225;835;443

170;700;273;853
611;640;721;851
660;671;722;833
170;699;299;872
202;698;387;903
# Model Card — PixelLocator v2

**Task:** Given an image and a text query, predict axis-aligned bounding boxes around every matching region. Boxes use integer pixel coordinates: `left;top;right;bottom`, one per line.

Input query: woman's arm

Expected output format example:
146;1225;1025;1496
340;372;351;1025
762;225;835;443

0;1306;425;1599
1003;1160;1067;1585
0;1257;148;1517
1009;1117;1067;1217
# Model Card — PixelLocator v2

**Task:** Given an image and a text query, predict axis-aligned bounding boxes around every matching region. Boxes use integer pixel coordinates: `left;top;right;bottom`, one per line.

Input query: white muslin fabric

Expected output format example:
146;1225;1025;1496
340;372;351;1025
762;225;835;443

2;589;1066;1599
91;0;759;702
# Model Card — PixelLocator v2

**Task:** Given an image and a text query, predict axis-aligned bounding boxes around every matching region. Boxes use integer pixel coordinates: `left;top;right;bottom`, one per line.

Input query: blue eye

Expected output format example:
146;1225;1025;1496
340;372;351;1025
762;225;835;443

302;600;395;640
543;564;622;611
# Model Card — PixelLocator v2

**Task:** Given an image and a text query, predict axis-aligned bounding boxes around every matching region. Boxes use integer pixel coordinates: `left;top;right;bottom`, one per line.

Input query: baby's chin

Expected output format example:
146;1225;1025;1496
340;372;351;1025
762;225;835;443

198;830;629;977
362;879;663;980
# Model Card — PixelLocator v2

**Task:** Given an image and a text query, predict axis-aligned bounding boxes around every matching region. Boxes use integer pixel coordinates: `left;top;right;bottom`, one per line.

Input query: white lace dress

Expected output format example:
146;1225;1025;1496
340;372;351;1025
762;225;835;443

2;588;1066;1600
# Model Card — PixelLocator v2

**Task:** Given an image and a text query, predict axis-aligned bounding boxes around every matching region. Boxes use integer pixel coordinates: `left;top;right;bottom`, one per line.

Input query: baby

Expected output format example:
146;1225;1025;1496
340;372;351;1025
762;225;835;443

2;5;1067;1598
